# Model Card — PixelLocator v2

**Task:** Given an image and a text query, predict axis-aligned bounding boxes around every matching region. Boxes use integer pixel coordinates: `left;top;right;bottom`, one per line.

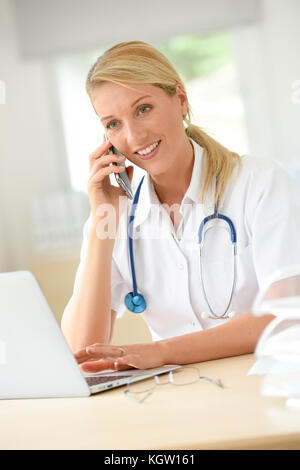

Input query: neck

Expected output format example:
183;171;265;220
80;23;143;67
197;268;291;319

151;137;194;205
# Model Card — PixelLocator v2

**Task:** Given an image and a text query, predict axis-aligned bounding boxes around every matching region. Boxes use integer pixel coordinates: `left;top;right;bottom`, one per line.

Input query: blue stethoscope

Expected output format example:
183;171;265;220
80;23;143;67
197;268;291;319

124;175;237;320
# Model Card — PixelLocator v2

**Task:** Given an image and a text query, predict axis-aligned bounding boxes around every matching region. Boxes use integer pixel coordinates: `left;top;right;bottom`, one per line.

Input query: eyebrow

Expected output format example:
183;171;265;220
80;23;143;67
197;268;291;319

100;95;152;122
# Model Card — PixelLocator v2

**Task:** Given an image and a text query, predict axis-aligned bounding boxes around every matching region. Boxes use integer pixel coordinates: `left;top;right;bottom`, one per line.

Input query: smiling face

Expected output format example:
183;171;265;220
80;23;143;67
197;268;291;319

92;82;189;177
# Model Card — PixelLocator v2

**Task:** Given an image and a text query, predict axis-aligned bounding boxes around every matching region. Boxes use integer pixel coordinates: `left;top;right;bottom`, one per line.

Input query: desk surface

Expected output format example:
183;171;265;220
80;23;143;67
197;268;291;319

1;354;300;450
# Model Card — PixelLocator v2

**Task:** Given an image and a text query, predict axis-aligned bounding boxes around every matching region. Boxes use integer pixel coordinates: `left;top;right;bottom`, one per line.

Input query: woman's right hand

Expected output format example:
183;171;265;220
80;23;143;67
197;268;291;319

87;134;134;222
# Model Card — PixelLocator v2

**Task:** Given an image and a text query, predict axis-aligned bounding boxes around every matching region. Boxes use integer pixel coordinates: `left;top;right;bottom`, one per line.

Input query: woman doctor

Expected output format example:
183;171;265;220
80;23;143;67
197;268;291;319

61;41;300;373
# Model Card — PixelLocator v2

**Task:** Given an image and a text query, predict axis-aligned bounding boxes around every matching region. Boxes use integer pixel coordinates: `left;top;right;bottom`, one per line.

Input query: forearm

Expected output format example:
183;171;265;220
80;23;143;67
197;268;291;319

159;311;275;365
61;220;115;352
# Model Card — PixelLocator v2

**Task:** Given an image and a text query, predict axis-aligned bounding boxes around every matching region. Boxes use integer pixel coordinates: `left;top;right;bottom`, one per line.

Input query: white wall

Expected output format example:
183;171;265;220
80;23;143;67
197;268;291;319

0;0;299;272
13;0;260;59
0;0;70;271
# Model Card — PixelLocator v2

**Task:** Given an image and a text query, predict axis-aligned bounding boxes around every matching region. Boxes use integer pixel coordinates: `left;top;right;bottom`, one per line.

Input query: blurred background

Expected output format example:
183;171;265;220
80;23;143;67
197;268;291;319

0;0;299;344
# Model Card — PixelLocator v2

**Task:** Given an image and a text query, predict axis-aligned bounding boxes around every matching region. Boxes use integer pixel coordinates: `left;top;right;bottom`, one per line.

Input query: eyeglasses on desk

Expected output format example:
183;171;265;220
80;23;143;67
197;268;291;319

124;366;224;404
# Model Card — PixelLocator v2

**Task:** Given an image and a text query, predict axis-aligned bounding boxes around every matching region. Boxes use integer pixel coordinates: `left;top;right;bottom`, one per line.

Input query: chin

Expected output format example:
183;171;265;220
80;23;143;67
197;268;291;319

145;163;170;178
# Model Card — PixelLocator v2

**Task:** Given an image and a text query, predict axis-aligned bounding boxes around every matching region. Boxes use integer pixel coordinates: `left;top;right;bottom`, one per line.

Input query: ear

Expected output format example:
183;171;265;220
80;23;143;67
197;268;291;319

175;83;188;117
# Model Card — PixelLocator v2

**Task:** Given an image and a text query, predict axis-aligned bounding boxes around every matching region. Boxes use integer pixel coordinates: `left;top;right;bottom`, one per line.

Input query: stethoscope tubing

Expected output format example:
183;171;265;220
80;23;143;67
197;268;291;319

124;176;147;313
128;175;145;297
198;204;237;319
199;242;237;319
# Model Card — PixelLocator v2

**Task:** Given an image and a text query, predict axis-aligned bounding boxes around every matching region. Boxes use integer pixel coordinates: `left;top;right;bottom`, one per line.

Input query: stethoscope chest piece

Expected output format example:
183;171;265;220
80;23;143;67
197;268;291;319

125;292;147;313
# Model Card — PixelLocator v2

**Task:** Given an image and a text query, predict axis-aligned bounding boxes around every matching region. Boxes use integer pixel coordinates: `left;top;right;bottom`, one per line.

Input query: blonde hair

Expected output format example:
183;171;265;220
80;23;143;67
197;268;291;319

86;40;241;209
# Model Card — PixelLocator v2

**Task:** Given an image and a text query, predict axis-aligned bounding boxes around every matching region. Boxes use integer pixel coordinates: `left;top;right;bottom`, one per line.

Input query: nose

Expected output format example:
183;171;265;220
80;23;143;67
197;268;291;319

123;120;148;152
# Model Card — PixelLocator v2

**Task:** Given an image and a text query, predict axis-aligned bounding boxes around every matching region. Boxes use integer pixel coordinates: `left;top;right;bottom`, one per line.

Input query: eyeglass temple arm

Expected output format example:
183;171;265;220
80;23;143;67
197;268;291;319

199;375;224;388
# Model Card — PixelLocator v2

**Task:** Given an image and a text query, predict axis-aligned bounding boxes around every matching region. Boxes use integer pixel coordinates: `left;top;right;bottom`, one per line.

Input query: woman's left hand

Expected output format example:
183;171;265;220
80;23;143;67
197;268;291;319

74;342;166;373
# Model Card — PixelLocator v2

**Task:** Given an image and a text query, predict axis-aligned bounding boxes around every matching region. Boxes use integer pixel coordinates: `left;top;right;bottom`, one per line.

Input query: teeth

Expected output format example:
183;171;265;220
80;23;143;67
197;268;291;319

137;141;159;155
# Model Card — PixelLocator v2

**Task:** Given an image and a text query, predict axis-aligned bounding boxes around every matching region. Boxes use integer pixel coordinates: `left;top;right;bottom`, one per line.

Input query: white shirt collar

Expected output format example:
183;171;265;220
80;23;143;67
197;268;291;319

183;138;204;205
131;138;204;228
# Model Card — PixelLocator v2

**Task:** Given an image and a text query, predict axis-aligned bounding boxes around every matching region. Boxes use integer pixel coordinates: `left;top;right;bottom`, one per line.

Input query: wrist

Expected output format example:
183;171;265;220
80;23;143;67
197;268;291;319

156;339;171;366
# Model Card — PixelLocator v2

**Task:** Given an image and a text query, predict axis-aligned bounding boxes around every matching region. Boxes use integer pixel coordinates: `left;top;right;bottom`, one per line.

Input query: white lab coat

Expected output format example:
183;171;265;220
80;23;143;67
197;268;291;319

74;139;300;341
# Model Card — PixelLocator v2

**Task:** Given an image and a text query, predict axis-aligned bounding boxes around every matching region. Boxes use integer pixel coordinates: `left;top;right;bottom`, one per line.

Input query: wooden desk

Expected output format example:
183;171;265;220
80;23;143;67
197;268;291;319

1;354;300;450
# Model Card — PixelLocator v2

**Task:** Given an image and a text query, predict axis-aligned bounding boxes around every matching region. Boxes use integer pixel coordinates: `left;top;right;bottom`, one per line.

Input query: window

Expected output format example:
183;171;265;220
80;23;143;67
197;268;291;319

55;33;249;193
157;33;249;157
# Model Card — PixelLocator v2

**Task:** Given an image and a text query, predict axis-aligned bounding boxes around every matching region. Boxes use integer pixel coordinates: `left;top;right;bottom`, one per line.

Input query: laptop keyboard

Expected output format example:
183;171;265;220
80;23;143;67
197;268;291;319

85;375;132;387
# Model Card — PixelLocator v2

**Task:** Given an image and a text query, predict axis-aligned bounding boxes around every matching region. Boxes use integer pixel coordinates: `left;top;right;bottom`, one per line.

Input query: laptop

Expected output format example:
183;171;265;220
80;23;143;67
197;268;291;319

0;270;180;399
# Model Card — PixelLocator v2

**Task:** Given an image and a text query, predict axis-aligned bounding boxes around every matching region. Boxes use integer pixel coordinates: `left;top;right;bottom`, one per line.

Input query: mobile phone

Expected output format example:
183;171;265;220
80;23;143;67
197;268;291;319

105;135;133;200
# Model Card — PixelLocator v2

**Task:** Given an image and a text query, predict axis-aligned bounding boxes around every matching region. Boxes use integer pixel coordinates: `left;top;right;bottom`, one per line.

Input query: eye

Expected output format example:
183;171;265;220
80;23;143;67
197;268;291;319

106;104;152;130
106;120;118;130
137;104;152;115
